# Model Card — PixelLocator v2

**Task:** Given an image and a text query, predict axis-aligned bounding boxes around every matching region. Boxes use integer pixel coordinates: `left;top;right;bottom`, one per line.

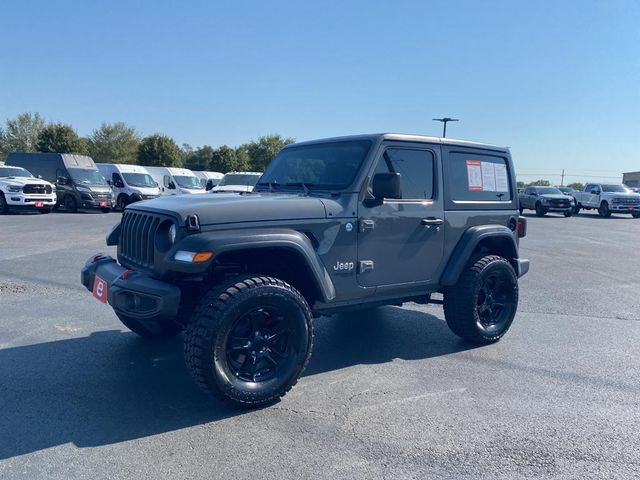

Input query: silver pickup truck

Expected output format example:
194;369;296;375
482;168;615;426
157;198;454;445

572;183;640;218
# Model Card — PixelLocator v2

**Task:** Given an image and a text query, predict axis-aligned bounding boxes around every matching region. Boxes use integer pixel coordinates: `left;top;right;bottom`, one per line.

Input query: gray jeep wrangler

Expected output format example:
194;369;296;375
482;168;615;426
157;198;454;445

81;134;529;407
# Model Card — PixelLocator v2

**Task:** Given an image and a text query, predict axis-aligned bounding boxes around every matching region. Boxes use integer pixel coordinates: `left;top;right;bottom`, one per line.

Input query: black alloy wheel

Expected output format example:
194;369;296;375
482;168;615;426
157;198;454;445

475;271;517;335
226;307;291;383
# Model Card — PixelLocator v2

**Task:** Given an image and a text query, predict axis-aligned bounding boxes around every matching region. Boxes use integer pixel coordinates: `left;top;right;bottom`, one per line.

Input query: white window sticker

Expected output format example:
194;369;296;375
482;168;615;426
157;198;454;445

494;164;509;192
481;162;496;192
466;160;483;191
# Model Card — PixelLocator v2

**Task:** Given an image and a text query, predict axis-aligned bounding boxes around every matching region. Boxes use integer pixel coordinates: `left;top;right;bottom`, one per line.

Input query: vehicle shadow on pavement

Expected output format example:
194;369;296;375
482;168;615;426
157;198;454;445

0;307;474;459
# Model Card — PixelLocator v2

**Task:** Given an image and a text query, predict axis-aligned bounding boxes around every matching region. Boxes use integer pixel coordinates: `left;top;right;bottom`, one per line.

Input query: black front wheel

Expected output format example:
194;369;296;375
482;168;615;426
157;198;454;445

598;202;611;218
101;207;111;213
184;275;314;407
563;210;573;217
632;212;640;218
64;195;78;213
535;202;546;217
117;194;129;211
444;255;518;344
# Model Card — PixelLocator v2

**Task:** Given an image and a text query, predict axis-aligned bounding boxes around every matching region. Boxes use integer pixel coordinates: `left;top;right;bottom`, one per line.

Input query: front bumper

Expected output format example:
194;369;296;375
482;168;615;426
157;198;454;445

79;196;115;209
81;254;181;320
5;193;56;207
610;204;640;212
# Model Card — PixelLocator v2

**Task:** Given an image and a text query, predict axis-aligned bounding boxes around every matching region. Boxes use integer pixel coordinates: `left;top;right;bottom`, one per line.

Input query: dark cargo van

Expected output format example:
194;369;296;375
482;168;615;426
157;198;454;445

5;153;114;212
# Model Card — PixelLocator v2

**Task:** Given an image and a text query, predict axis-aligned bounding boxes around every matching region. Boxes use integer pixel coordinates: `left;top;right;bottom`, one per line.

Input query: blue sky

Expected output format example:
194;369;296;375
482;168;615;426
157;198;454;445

1;0;639;184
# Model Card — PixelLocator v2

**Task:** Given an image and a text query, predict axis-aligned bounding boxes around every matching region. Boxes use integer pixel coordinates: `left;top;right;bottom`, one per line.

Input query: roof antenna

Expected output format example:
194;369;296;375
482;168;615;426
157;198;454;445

432;117;459;138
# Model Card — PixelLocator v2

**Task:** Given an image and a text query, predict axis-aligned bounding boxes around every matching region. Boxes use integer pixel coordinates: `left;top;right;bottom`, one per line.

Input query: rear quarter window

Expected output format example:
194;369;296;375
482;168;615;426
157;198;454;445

446;152;513;203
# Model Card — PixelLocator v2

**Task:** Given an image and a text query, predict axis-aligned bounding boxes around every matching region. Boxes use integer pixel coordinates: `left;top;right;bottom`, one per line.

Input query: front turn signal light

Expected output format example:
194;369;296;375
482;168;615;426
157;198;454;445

174;250;214;263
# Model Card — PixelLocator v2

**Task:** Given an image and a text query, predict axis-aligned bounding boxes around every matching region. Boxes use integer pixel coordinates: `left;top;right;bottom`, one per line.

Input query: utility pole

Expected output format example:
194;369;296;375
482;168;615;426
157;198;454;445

432;117;459;138
561;169;565;187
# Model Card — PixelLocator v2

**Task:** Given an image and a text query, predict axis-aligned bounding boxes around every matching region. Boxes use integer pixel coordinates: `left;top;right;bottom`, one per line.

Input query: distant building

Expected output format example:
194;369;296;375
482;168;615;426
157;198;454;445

623;171;640;187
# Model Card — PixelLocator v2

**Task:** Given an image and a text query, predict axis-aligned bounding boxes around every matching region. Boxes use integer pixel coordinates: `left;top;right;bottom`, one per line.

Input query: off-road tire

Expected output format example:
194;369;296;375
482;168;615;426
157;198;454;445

443;255;518;344
64;195;78;213
598;201;611;218
184;275;314;407
117;313;183;338
0;192;8;214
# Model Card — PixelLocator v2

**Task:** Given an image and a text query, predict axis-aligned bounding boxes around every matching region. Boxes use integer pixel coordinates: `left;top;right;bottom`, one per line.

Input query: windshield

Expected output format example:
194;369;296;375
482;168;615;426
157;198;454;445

537;187;562;195
122;173;157;188
174;175;204;190
0;167;33;178
557;187;572;193
257;140;372;190
602;184;630;193
68;168;108;186
218;174;260;187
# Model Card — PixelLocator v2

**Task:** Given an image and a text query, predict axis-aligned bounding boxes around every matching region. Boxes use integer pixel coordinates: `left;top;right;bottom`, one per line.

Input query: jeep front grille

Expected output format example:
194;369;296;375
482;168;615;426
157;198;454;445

118;211;162;269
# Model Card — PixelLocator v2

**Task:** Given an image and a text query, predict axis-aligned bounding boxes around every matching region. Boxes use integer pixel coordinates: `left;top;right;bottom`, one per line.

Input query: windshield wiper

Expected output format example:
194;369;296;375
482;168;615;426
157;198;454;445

285;182;314;194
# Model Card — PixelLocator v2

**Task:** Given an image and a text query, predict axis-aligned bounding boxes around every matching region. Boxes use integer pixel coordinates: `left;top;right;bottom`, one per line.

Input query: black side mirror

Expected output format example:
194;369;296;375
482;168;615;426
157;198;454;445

371;173;401;200
57;176;68;185
168;181;176;190
107;180;112;186
205;180;213;191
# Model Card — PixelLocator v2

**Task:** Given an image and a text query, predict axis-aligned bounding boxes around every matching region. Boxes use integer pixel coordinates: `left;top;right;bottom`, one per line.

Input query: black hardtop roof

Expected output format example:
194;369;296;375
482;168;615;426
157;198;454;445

285;133;508;152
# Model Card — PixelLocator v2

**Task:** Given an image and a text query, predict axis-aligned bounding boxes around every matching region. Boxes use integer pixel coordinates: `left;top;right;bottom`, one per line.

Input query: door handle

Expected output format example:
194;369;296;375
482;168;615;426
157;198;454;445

421;218;444;226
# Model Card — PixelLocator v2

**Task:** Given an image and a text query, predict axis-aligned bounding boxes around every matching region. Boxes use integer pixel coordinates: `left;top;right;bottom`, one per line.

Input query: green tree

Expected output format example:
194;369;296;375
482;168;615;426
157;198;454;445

516;181;525;189
210;145;250;173
567;182;584;191
0;112;46;154
185;145;214;171
36;123;87;154
88;122;140;164
527;179;551;187
137;134;183;167
240;134;294;171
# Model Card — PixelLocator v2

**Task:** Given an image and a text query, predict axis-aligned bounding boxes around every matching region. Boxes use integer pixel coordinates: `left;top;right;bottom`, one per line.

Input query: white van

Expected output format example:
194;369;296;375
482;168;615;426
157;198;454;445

211;171;262;193
193;171;224;191
97;163;160;210
145;167;206;196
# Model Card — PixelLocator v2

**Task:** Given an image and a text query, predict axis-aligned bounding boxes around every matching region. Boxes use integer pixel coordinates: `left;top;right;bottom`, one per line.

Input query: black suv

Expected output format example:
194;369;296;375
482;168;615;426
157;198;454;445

82;134;529;407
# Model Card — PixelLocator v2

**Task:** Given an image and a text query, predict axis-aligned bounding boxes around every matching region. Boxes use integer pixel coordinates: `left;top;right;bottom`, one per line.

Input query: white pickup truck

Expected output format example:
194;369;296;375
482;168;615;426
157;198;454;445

572;183;640;218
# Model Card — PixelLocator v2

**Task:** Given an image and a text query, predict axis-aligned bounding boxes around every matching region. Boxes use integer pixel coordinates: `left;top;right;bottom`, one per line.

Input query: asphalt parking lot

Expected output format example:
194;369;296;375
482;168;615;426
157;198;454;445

0;209;639;479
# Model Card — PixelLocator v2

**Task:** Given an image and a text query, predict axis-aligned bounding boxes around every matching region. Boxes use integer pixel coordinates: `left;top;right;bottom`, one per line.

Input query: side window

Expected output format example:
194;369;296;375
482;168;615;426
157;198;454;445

163;175;172;188
446;152;512;202
373;148;434;200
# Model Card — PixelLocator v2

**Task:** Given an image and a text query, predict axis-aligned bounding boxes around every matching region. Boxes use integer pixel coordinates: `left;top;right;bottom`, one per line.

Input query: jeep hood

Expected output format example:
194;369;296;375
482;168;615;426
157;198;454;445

131;192;329;225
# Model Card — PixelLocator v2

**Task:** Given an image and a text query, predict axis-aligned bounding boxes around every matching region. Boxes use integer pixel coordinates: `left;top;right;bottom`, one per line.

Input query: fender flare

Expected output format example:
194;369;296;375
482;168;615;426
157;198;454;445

440;225;518;286
176;228;336;302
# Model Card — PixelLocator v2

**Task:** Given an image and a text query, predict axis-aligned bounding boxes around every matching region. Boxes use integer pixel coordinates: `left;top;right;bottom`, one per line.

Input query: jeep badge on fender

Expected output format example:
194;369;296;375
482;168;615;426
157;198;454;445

80;133;529;408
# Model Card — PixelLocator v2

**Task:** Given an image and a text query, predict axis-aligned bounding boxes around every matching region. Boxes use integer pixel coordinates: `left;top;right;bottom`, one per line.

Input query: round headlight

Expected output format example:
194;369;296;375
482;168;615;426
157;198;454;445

168;224;177;244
